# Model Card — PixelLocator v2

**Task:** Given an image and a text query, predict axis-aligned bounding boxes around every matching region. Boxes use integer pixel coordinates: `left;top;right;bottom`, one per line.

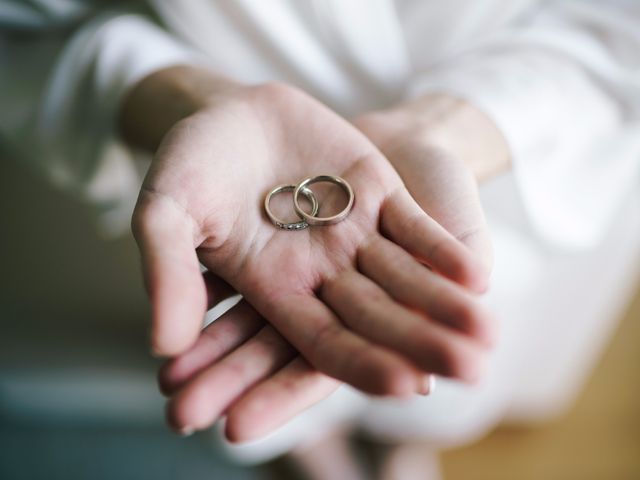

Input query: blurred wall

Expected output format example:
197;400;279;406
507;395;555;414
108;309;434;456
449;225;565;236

0;153;161;425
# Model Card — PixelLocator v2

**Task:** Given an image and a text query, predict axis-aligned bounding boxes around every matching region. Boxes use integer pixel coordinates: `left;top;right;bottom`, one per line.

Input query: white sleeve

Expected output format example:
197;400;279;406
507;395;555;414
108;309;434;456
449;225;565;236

1;11;204;235
407;0;640;249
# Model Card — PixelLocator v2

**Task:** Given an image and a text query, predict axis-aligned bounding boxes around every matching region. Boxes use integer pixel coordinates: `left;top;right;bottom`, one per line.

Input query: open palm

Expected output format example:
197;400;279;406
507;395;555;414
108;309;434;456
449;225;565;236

134;84;493;436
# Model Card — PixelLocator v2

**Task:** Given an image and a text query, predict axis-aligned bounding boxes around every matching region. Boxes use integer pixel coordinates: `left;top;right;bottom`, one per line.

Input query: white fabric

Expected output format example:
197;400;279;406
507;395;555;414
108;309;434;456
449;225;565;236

1;0;640;464
406;2;640;248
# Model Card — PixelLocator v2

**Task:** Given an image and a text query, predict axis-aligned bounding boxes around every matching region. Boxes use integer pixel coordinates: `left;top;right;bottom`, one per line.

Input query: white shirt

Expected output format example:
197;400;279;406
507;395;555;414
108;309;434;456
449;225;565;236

1;0;639;246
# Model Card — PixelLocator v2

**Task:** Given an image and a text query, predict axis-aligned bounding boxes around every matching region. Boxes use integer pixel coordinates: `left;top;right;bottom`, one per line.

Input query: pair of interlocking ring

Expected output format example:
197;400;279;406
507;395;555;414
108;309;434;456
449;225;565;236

264;175;355;230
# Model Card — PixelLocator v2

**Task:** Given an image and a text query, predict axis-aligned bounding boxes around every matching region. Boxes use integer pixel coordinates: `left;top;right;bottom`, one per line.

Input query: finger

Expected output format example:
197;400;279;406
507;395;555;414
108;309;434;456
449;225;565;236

132;192;206;357
358;235;497;346
262;293;421;397
225;357;341;443
158;300;264;395
167;325;297;433
381;188;489;293
321;270;486;382
203;270;236;309
417;374;437;396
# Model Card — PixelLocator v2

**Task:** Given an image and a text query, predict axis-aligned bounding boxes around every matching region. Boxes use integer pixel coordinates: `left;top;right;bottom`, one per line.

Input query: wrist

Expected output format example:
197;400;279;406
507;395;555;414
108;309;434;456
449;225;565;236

355;93;511;182
118;65;243;152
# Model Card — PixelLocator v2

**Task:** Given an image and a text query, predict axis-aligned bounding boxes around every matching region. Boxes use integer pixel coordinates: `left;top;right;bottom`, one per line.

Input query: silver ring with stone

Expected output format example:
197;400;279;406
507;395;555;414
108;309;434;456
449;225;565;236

264;184;319;230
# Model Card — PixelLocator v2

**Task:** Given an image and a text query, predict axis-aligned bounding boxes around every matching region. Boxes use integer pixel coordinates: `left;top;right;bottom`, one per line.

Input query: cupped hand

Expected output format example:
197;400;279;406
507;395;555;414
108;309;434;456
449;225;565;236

352;95;496;269
133;83;494;435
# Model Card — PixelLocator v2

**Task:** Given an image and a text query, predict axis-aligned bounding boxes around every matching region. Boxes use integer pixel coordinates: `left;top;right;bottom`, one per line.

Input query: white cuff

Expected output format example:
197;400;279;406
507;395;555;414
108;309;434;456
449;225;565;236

37;13;206;236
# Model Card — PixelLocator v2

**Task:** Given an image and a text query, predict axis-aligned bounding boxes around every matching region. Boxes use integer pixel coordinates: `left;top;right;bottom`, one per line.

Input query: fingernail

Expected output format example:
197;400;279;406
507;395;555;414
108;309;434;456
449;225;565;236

428;375;436;394
417;375;436;396
177;426;195;437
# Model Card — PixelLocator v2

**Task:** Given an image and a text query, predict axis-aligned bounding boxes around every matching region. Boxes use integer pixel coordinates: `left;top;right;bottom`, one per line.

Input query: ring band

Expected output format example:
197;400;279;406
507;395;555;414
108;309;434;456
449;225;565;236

264;184;319;230
293;175;355;226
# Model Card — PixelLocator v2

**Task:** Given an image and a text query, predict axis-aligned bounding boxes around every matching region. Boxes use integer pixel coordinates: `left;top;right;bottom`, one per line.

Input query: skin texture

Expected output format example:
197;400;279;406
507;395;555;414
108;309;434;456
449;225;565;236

121;66;510;440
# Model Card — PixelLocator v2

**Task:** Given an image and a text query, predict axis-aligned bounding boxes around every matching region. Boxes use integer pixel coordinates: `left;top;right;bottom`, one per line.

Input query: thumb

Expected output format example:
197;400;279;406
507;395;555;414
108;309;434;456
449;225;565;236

389;143;494;289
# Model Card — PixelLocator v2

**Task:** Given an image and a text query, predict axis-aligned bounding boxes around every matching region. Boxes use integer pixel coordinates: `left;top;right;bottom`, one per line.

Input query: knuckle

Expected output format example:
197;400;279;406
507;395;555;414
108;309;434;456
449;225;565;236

251;81;300;105
131;197;164;240
431;237;460;268
456;298;485;331
442;239;491;292
341;282;387;332
130;199;152;240
357;235;383;266
321;274;343;299
455;257;483;287
131;190;194;240
350;298;376;330
255;328;296;358
449;251;471;279
224;361;248;380
359;281;387;307
273;372;300;394
404;210;428;241
455;298;497;346
306;321;340;367
322;270;358;300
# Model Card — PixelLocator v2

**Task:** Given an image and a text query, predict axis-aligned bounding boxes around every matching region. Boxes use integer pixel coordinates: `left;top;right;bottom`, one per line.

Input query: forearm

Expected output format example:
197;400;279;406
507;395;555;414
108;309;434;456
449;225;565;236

118;65;242;152
357;94;511;183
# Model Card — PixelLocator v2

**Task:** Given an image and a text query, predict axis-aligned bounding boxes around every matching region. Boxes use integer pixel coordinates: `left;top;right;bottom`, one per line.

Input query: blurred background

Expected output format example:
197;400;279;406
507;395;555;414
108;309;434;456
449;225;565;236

1;147;639;479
